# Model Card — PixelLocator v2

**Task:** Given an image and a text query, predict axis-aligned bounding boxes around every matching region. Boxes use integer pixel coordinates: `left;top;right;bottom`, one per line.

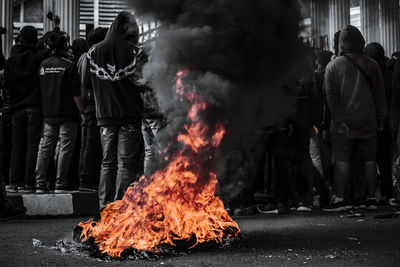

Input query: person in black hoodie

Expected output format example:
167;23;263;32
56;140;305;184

78;27;108;192
35;33;84;194
3;26;51;193
88;12;145;209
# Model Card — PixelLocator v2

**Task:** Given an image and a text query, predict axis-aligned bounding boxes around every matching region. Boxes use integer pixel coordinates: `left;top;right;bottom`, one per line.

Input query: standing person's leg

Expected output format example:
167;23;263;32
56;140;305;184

23;109;42;191
99;126;118;210
35;123;59;192
0;114;12;186
323;137;352;211
115;123;142;201
80;113;100;190
377;125;393;200
358;137;379;210
142;118;165;176
55;122;78;191
9;110;27;191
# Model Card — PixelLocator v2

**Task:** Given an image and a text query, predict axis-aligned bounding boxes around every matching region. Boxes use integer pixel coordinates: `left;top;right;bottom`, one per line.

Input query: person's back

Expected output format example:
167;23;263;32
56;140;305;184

325;28;386;139
39;52;80;123
323;25;386;212
88;12;145;126
88;11;145;210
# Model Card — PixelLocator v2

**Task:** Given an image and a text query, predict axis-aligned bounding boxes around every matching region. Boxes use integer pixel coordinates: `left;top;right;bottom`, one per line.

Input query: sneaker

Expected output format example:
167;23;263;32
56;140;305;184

354;199;366;210
322;201;348;212
257;203;278;214
277;202;290;215
389;198;400;207
366;199;378;210
6;185;18;193
19;186;35;193
297;202;312;212
54;189;74;194
35;188;48;194
79;183;98;192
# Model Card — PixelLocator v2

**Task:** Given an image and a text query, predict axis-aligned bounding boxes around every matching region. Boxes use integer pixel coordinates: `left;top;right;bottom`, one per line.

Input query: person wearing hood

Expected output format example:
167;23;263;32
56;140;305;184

364;42;393;203
3;26;51;193
76;27;108;192
323;25;387;212
35;33;84;193
87;12;145;209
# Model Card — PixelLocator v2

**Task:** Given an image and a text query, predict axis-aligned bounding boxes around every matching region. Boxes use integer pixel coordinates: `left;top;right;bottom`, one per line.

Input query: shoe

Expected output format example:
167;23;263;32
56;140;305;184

354;199;366;210
18;186;35;193
6;185;18;193
79;183;98;192
35;188;47;194
389;198;400;207
257;203;278;214
366;199;378;210
297;202;312;212
322;201;348;212
277;202;290;215
54;189;74;194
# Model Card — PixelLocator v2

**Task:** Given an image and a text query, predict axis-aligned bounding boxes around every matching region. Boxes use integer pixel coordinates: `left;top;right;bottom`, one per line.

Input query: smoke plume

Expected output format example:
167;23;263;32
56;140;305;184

130;0;302;203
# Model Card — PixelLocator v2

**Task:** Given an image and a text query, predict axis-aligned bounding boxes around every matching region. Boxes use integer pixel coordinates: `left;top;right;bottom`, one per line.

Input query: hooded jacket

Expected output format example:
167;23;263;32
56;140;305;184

3;45;50;113
39;52;81;123
88;11;145;126
393;58;400;120
324;25;387;139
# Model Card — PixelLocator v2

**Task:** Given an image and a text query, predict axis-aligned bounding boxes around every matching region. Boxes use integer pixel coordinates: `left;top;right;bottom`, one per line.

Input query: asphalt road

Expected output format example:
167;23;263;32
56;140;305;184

1;209;399;267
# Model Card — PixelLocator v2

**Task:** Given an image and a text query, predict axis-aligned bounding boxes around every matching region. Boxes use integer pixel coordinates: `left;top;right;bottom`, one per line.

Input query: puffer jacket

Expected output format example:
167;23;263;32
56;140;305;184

325;25;387;139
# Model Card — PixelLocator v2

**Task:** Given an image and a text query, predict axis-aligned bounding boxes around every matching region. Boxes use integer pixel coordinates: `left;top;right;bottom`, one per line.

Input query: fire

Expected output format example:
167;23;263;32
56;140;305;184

78;71;240;258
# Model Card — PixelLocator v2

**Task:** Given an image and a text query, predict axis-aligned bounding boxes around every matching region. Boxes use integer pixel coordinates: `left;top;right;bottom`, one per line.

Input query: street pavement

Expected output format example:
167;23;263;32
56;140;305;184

1;208;399;266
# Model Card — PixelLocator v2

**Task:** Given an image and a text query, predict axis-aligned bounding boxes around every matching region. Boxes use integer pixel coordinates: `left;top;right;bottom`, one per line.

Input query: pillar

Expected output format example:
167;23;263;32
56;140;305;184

379;0;400;56
0;0;13;58
55;0;80;41
311;0;329;49
328;0;350;51
360;0;380;44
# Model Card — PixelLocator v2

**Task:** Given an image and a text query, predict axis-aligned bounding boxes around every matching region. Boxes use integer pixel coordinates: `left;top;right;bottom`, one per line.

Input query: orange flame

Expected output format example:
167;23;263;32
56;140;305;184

78;71;240;258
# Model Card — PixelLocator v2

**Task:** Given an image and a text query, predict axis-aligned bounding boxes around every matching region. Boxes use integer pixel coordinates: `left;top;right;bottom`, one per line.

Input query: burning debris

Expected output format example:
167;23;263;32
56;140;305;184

76;71;240;258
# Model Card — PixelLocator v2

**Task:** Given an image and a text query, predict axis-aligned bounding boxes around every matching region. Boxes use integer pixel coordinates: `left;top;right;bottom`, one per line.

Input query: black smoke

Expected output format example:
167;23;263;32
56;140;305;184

130;0;302;203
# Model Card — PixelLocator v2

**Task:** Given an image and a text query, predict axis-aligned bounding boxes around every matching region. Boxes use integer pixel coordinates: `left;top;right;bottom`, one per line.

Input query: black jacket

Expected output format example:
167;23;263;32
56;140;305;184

39;53;81;123
88;12;145;126
3;45;50;113
325;26;387;139
392;58;400;120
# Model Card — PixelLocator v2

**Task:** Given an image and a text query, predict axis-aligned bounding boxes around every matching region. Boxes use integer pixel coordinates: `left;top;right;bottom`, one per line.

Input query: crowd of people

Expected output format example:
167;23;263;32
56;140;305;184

0;12;400;218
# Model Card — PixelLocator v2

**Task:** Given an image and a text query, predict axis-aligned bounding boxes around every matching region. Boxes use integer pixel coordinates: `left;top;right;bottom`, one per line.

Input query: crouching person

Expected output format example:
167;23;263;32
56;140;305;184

88;12;144;210
35;33;84;193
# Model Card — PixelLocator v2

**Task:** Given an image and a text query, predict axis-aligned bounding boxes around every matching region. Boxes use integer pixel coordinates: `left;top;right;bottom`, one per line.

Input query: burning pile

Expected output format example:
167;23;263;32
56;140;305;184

77;71;240;258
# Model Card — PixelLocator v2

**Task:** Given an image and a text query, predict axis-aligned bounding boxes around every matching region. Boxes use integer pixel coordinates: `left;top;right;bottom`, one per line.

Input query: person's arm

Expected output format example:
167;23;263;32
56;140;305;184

372;63;387;129
324;63;340;124
2;59;10;112
0;35;5;71
392;58;400;119
66;62;84;113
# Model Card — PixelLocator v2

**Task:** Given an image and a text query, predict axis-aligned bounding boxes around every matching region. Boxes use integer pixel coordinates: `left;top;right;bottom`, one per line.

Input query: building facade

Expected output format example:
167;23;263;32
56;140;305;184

0;0;159;57
301;0;400;56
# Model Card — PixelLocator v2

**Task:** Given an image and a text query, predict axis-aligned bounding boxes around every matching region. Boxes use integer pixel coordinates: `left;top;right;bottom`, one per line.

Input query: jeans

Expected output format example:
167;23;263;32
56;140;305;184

79;113;101;186
141;118;165;176
35;122;78;189
9;108;42;188
99;124;142;209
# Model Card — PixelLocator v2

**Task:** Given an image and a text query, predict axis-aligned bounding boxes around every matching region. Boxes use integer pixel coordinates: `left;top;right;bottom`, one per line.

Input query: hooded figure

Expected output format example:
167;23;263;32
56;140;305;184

323;25;387;211
87;12;146;209
3;26;50;192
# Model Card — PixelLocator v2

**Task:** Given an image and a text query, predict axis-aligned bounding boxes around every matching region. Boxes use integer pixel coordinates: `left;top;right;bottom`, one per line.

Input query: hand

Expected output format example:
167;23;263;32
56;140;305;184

80;113;88;125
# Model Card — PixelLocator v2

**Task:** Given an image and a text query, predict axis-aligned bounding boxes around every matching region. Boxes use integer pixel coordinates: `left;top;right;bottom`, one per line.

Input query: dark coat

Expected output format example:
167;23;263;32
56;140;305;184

3;45;50;113
324;25;387;139
88;11;145;126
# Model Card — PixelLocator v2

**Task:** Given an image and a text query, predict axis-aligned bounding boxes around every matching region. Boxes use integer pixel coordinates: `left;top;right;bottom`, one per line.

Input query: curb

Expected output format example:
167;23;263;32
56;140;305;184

7;191;99;216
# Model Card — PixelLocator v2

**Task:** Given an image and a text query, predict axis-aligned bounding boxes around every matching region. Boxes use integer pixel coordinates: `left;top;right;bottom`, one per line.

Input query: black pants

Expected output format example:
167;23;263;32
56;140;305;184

377;125;393;198
9;108;42;188
0;114;12;186
79;113;101;186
